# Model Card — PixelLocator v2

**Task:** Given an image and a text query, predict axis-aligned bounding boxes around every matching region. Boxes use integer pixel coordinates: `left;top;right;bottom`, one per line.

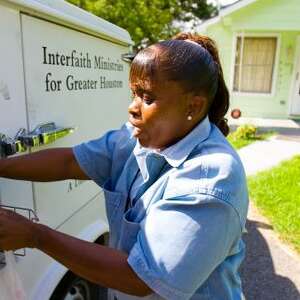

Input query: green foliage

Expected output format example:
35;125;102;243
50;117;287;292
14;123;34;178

227;135;254;150
227;124;275;150
66;0;217;47
248;155;300;253
176;0;217;21
233;124;257;140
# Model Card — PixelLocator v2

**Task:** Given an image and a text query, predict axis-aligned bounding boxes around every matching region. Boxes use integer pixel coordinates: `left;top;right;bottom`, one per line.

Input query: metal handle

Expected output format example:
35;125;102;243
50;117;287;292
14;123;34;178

0;134;25;158
121;52;136;62
0;122;75;158
19;122;75;147
40;126;75;145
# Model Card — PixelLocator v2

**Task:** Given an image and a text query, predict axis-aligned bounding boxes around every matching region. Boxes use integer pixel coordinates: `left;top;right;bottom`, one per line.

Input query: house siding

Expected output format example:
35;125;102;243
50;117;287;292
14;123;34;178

201;0;300;119
228;0;300;32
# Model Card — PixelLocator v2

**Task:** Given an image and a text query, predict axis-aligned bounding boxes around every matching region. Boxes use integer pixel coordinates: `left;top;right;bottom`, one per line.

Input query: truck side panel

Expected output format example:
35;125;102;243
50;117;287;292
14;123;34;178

21;14;131;228
1;3;132;298
0;3;34;211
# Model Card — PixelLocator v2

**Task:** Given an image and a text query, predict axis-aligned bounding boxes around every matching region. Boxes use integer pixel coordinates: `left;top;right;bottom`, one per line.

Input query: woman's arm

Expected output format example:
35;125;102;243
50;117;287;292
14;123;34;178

34;223;153;296
0;208;153;297
0;148;89;181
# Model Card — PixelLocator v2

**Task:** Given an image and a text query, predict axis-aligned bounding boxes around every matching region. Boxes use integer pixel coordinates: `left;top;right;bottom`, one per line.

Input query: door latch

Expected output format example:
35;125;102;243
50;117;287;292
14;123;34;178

0;133;26;158
0;122;75;158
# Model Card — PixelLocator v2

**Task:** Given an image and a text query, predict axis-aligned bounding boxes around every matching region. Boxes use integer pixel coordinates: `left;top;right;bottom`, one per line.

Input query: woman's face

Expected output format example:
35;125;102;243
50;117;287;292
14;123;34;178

128;77;194;149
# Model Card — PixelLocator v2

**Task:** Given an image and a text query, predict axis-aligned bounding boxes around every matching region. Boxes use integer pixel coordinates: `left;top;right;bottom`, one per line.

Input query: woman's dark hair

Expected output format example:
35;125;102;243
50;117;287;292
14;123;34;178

129;32;230;136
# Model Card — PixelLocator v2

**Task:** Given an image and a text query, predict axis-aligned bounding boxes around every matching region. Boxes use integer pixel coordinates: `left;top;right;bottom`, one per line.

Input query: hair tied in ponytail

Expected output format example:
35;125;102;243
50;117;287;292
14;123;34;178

173;32;230;136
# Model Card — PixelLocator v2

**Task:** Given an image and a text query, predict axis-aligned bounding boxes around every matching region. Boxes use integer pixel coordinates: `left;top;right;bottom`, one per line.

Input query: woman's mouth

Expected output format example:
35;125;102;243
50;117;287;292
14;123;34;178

129;116;142;129
128;116;147;139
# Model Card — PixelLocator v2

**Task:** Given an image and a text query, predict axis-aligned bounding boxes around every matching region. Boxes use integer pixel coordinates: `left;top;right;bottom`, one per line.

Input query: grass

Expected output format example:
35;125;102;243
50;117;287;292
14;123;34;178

247;155;300;253
227;131;274;150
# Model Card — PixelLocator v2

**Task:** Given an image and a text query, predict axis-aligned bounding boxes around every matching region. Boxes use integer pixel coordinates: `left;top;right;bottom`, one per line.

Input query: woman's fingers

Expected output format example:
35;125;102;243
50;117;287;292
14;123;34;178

0;208;36;250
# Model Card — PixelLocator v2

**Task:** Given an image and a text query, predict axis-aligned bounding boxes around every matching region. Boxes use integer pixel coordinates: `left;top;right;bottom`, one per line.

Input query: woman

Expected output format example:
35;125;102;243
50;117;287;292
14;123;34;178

0;33;248;299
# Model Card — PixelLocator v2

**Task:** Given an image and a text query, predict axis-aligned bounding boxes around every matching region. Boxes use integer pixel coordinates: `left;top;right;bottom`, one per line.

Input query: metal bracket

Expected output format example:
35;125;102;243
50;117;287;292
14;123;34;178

121;52;136;62
0;205;39;267
0;122;75;158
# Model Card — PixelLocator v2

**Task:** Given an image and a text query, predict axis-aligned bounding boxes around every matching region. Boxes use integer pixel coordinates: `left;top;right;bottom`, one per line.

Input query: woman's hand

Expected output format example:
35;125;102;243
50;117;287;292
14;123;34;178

0;208;37;251
0;208;153;296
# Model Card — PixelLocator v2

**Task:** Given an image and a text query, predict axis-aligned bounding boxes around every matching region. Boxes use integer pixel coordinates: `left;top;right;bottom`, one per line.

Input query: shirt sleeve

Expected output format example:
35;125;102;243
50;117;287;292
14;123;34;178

127;193;241;300
72;123;133;187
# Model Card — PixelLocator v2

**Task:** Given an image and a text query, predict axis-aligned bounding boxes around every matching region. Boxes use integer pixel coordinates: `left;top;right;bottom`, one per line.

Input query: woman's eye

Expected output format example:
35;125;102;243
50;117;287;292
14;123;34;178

130;90;154;104
142;95;154;105
130;91;136;99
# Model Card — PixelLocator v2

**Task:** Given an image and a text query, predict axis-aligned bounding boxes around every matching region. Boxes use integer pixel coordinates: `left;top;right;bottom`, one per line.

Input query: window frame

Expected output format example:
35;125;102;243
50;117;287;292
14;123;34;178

230;32;281;97
288;35;300;116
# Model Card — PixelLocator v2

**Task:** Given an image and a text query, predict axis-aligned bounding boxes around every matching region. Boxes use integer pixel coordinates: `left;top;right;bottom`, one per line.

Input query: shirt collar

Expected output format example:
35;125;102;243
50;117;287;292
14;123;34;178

157;116;211;167
133;116;211;179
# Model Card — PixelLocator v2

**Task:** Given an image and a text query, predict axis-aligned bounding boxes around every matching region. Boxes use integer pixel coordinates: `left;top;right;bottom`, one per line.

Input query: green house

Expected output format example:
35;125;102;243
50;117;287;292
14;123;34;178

198;0;300;119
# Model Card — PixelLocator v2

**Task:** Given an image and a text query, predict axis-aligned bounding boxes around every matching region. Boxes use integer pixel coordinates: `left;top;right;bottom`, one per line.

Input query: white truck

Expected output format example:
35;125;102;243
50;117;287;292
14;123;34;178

0;0;133;299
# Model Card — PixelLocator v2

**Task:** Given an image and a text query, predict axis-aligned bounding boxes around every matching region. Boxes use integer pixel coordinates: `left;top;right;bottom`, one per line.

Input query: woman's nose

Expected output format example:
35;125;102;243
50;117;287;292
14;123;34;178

128;97;141;118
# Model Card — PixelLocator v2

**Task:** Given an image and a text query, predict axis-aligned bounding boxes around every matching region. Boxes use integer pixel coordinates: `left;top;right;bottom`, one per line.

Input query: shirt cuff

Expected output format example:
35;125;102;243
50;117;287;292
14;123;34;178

127;242;193;300
72;145;102;187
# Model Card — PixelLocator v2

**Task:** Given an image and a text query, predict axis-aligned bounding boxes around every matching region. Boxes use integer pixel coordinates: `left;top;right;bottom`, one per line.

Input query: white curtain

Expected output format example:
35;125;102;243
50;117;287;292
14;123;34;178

234;37;277;93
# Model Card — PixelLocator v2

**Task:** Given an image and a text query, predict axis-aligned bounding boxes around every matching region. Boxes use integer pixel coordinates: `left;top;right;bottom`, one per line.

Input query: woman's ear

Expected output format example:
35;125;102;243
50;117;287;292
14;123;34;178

188;95;206;118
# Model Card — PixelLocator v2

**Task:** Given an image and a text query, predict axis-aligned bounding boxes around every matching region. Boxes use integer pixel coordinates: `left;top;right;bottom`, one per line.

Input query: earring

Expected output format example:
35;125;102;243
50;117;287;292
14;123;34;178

187;115;192;121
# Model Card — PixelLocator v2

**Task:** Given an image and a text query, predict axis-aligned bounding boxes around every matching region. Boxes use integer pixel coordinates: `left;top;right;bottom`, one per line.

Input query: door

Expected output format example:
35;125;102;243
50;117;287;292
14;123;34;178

21;14;131;228
0;5;34;211
290;37;300;115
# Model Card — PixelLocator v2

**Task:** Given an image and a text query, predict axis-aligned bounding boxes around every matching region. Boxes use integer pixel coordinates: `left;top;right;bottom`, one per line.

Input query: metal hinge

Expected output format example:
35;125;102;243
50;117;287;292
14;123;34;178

0;122;75;158
121;52;136;62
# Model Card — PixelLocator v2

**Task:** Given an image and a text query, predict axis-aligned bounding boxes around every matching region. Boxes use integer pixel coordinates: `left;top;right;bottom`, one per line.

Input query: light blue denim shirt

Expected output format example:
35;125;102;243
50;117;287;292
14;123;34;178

73;116;249;300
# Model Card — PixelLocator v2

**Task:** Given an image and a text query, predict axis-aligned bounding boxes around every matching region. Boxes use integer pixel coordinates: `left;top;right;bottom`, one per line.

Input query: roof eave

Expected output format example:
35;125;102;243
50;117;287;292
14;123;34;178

197;0;258;31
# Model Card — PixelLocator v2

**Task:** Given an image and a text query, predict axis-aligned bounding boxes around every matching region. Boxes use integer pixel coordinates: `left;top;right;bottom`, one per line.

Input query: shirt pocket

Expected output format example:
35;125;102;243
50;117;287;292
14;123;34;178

102;179;124;225
117;208;140;253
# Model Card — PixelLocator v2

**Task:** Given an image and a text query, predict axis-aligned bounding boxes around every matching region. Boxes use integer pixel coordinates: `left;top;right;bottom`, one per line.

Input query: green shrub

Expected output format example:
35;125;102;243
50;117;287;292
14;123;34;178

233;124;257;140
228;124;275;149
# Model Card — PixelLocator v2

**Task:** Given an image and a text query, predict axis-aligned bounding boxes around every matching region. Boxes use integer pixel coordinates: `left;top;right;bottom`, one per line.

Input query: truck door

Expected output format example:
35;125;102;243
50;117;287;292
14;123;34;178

21;14;131;229
0;5;34;211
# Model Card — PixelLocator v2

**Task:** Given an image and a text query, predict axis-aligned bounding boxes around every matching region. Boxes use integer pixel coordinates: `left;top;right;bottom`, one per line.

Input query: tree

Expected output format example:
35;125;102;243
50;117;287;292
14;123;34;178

66;0;217;48
175;0;217;21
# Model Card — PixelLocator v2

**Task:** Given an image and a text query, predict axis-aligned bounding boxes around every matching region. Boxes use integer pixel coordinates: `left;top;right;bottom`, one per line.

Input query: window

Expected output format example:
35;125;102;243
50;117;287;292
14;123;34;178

233;37;277;94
